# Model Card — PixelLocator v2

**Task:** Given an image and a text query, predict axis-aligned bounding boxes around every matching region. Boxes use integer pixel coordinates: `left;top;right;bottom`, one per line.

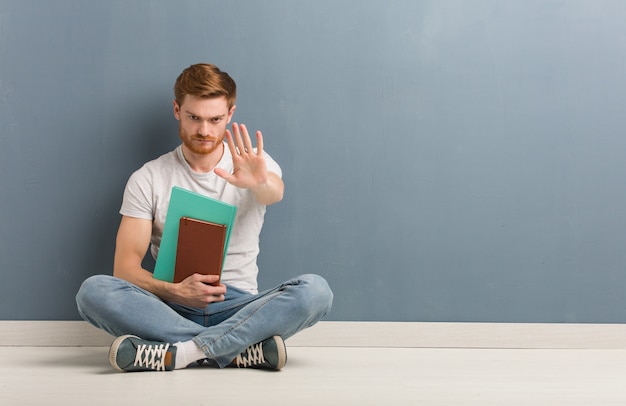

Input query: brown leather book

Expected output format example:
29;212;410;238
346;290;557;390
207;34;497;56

173;217;227;284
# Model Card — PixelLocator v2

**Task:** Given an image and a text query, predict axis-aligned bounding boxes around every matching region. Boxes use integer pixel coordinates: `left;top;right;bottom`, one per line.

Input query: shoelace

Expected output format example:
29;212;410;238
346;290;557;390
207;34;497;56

235;342;265;367
134;342;170;371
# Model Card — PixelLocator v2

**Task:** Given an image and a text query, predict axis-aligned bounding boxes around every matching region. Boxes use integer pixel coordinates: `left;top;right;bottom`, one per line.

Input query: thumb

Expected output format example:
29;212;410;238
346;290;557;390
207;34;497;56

214;168;232;181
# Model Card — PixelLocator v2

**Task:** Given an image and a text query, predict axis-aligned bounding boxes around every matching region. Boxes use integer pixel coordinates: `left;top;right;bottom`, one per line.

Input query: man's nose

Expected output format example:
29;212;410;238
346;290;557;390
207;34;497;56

198;121;211;137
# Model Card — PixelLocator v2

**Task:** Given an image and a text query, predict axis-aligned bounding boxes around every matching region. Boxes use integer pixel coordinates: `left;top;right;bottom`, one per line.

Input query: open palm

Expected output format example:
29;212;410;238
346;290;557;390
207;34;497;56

214;123;269;188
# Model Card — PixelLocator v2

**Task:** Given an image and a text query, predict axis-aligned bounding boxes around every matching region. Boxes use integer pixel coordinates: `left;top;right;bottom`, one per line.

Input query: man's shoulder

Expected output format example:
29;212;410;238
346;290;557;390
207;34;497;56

125;147;180;189
145;146;180;168
133;146;181;175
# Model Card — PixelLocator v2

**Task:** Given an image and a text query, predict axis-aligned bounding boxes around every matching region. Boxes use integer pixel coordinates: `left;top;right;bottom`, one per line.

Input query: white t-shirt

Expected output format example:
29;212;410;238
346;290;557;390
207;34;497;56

120;143;282;293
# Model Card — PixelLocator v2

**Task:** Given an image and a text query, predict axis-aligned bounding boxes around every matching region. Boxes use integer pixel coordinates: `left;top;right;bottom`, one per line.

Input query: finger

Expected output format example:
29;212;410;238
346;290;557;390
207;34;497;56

214;167;233;182
231;123;246;154
198;274;223;287
198;274;220;283
255;130;264;156
223;130;238;158
214;284;227;294
239;124;254;154
207;283;227;294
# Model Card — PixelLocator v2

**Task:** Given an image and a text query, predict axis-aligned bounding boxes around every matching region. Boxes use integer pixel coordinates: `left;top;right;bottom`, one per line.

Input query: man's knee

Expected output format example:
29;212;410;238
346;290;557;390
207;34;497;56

75;274;118;316
297;274;334;317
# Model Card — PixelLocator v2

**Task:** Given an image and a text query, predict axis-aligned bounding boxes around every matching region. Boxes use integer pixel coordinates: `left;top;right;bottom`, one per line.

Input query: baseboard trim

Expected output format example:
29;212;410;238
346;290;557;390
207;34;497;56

2;321;626;348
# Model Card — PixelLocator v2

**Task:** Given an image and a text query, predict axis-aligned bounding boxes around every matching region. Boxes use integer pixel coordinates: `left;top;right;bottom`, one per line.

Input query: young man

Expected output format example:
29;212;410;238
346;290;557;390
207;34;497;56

76;63;333;372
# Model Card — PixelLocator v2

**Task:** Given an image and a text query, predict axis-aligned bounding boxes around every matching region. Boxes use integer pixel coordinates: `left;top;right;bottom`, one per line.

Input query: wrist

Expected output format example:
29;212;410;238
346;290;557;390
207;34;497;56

154;278;180;303
251;174;284;205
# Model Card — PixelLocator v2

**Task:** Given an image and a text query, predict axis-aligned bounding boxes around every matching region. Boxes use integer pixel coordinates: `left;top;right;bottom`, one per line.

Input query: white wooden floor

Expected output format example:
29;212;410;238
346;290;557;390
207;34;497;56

3;322;626;405
3;345;626;405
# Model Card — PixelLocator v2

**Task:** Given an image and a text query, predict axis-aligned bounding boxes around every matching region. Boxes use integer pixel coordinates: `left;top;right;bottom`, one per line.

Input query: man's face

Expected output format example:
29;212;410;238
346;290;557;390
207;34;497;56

173;95;235;155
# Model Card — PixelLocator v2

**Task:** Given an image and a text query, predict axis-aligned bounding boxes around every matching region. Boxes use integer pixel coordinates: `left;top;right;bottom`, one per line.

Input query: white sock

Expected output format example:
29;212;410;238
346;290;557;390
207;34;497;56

173;340;207;369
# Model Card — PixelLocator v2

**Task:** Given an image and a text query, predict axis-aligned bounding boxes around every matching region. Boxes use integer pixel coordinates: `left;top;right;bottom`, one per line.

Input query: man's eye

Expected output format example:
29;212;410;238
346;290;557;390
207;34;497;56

188;115;199;121
212;118;222;123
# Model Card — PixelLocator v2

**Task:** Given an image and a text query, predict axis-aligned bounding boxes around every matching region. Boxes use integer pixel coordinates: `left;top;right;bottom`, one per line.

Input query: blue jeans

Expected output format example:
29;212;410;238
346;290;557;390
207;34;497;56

76;274;333;368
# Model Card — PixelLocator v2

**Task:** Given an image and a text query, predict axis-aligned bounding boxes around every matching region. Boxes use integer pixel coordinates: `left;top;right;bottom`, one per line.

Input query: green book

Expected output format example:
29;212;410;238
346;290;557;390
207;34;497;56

152;186;237;282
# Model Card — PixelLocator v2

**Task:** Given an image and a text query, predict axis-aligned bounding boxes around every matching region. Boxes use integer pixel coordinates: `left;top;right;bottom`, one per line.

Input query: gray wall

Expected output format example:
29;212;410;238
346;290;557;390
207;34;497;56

1;0;625;322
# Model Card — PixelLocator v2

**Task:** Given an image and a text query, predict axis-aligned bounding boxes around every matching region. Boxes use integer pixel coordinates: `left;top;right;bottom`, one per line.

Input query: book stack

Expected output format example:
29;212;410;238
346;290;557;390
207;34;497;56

153;186;237;284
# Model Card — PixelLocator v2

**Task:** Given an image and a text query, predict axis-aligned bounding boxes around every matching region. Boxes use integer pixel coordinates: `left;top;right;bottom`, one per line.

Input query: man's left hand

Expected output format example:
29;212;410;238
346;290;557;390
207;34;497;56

215;123;269;189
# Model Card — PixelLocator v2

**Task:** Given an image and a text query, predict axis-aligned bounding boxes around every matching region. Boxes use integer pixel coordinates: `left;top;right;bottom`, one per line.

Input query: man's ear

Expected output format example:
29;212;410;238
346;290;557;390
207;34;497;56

227;105;236;123
173;100;181;120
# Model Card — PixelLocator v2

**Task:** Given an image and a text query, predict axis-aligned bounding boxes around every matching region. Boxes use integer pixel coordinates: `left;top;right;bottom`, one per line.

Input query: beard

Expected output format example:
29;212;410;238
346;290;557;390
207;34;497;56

179;125;225;155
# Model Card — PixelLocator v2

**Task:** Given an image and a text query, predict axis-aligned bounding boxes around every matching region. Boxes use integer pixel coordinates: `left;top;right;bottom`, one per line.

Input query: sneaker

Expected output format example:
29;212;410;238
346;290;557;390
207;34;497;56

234;336;287;370
109;335;176;372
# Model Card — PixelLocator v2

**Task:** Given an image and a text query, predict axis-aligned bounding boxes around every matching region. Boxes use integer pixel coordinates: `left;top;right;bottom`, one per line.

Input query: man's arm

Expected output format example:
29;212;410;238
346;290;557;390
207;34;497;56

113;216;226;308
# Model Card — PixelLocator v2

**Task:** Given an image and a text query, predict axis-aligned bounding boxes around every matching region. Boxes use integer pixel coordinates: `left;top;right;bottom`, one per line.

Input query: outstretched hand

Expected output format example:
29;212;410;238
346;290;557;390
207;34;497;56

214;123;269;189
